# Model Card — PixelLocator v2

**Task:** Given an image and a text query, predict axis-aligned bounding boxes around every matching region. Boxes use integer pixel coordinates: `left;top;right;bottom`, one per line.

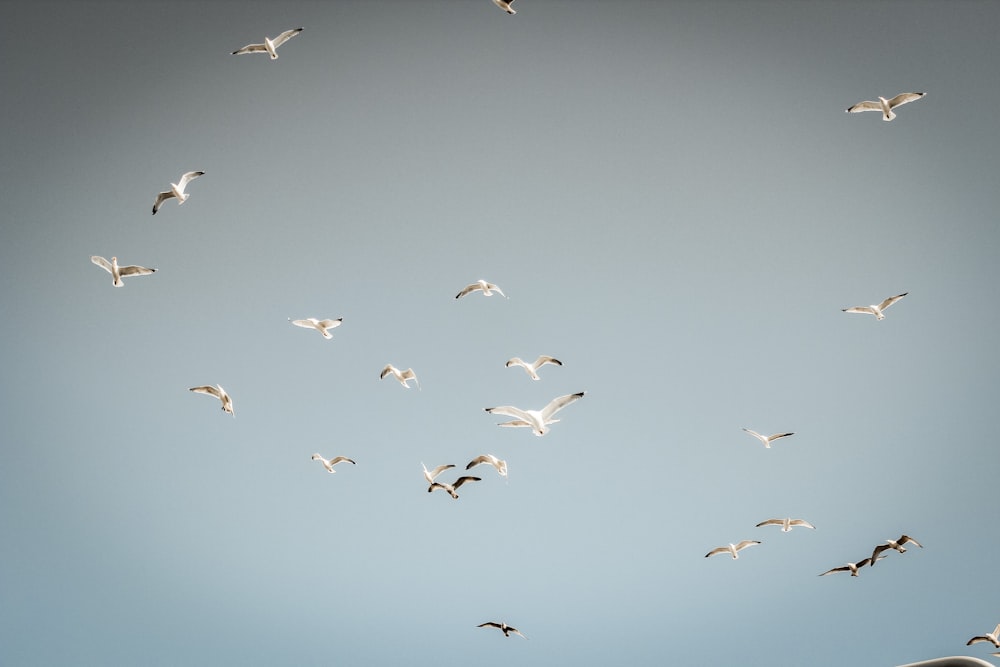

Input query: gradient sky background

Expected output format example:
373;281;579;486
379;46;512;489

2;1;999;665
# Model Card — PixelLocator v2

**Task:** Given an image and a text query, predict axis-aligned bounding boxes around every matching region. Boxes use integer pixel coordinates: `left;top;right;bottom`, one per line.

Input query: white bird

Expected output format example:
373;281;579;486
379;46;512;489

842;292;908;320
311;454;355;473
152;171;205;215
429;475;481;499
491;0;517;14
231;28;304;59
755;518;815;532
466;454;507;477
846;92;925;121
705;540;761;559
966;624;1000;648
505;355;562;381
870;534;923;565
478;621;527;639
380;364;419;389
189;384;234;416
289;317;342;339
818;557;882;577
456;279;507;299
90;256;156;287
421;462;455;486
742;428;795;449
485;392;585;436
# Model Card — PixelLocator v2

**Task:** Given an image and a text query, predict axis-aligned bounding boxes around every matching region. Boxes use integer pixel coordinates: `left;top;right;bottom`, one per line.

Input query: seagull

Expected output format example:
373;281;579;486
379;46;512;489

189;384;234;416
966;624;1000;648
90;256;156;287
485;391;585;436
466;454;507;477
818;556;883;577
152;171;204;215
456;279;507;299
380;364;419;389
429;476;481;499
422;462;456;486
755;518;815;532
842;292;908;320
846;92;925;121
478;621;527;638
491;0;517;14
705;540;761;559
310;454;355;473
742;428;795;449
289;317;342;339
505;356;562;381
870;534;923;565
231;27;304;59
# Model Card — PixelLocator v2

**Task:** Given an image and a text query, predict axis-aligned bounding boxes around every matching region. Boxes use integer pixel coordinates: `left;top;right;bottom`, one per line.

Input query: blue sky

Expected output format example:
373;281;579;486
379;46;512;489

2;2;999;665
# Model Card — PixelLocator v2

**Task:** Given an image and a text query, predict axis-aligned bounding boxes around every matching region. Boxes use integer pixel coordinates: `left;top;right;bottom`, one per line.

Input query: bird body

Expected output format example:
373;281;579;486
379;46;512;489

152;171;204;214
967;624;1000;648
381;364;419;389
290;317;342;339
485;392;585;436
870;534;922;565
232;28;303;59
189;384;234;416
819;557;882;577
846;92;925;121
456;279;507;299
742;428;795;449
842;292;908;320
478;621;527;638
422;462;455;485
705;540;761;559
505;355;562;381
311;454;355;473
91;255;156;287
756;518;815;532
429;476;481;499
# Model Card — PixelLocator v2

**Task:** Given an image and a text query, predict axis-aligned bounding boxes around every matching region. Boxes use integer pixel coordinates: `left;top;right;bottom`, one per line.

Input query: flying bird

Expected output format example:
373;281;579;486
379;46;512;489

310;454;355;473
818;556;883;577
485;391;585;436
870;535;923;565
967;624;1000;648
189;384;234;416
846;92;925;121
842;292;908;320
705;540;761;559
755;518;815;532
380;364;419;389
152;171;204;215
289;317;342;339
742;428;795;449
466;454;507;477
456;279;507;299
505;355;562;381
478;621;527;639
231;28;304;59
90;256;156;287
429;476;481;499
422;462;456;486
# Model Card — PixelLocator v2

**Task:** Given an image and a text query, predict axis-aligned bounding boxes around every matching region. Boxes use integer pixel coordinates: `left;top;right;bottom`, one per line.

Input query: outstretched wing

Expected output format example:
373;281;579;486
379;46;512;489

534;355;562;368
232;42;268;55
177;171;204;189
734;540;760;550
118;265;155;277
755;519;783;528
485;405;531;421
451;476;481;489
819;565;849;576
842;306;876;316
189;385;222;399
846;100;881;113
886;92;924;109
424;464;455;482
272;27;304;48
789;519;815;529
152;191;174;214
877;292;908;311
317;318;342;329
478;622;502;629
455;283;480;299
329;457;355;466
91;256;112;273
540;392;585;420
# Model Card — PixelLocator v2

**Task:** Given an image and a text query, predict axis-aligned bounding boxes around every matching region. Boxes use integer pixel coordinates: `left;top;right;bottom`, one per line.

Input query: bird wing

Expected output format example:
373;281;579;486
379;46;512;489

877;293;908;311
842;306;876;315
846;100;881;113
819;566;849;576
478;622;502;629
232;43;268;55
152;191;174;214
189;385;222;399
497;420;533;428
486;283;507;297
425;464;455;482
485;405;531;421
91;256;112;273
734;540;760;550
290;319;317;329
535;356;562;368
117;265;155;277
741;428;766;442
968;637;990;646
505;357;525;368
898;534;922;548
704;547;728;558
540;392;584;420
329;457;355;466
769;432;794;442
177;171;204;190
455;283;480;299
886;92;924;109
380;365;395;379
272;27;304;48
451;476;481;489
789;519;815;529
755;519;782;528
466;455;490;470
317;318;342;329
870;544;891;564
509;628;527;639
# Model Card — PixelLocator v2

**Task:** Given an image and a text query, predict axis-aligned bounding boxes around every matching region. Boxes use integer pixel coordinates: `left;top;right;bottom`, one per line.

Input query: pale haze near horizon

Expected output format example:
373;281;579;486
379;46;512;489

2;2;999;665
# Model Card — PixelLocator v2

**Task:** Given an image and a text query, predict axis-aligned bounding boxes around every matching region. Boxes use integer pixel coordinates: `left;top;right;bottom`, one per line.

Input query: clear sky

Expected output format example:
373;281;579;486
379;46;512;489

2;1;999;665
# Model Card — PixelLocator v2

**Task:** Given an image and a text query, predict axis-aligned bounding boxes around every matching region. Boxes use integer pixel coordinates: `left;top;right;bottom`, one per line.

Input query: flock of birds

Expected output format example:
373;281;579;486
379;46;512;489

80;2;994;655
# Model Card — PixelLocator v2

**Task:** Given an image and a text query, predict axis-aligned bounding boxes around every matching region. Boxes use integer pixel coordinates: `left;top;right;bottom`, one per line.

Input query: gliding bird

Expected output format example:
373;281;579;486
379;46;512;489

188;384;234;416
231;28;304;59
842;292;908;320
152;171;204;214
311;454;355;473
742;428;795;449
456;279;507;299
485;392;585;436
755;518;815;532
90;256;156;287
289;317;342;339
381;364;419;389
705;540;761;559
478;621;527;638
846;92;925;121
505;355;562;381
